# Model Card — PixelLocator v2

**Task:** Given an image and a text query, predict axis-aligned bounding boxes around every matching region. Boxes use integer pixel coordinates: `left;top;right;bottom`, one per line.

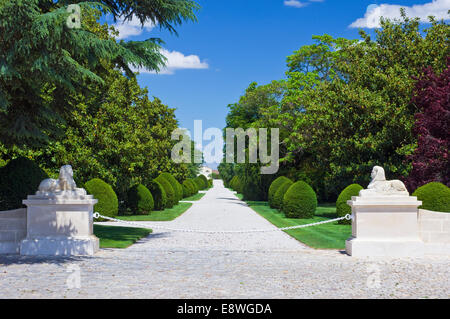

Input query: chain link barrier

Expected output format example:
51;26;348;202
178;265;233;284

93;212;352;234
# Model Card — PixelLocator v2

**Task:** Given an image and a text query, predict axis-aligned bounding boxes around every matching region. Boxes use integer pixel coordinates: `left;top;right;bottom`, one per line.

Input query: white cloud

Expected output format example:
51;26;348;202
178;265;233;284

113;15;156;39
350;0;450;28
133;49;209;75
284;0;308;8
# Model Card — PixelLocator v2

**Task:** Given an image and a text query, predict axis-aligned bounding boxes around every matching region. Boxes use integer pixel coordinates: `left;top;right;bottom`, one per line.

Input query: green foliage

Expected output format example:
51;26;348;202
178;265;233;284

160;173;182;203
268;176;292;208
230;176;243;193
0;0;199;146
208;179;213;188
336;184;363;225
240;163;275;201
186;178;198;194
413;182;450;212
182;180;193;197
147;180;167;211
282;181;317;218
218;162;235;187
198;174;209;189
127;184;154;215
155;175;176;208
272;180;293;210
194;175;208;190
85;178;118;220
0;157;48;210
222;13;449;202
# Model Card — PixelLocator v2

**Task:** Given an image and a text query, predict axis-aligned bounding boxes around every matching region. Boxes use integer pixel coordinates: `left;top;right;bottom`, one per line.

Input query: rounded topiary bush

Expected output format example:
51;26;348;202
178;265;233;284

147;180;167;211
186;179;198;194
0;157;49;210
268;176;291;208
282;181;318;218
208;178;213;188
272;180;293;209
155;175;176;208
127;184;154;215
160;173;182;203
336;184;363;224
85;178;118;221
229;176;238;190
182;180;193;198
235;177;244;194
194;176;207;190
413;182;450;212
198;174;209;189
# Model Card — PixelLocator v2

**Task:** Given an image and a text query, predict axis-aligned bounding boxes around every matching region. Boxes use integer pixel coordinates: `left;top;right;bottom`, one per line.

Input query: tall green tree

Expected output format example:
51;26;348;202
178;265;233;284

0;0;199;147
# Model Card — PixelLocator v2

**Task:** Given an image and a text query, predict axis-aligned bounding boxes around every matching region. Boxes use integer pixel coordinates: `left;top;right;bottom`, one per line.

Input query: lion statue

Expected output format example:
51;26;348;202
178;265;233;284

36;165;86;198
359;166;409;197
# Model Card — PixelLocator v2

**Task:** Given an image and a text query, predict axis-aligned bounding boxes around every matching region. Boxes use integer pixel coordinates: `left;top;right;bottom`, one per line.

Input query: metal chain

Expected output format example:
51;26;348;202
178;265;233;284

93;212;352;234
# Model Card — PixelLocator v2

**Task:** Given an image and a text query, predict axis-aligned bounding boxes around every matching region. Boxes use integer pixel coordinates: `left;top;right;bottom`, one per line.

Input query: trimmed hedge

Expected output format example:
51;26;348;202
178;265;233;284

194;176;207;190
186;178;199;194
127;184;154;215
413;182;450;212
0;157;49;210
208;178;213;188
268;176;292;208
229;176;238;190
85;178;119;220
182;180;193;197
198;174;209;190
336;184;363;224
155;175;176;208
272;180;293;209
160;173;182;203
282;181;317;218
147;180;167;211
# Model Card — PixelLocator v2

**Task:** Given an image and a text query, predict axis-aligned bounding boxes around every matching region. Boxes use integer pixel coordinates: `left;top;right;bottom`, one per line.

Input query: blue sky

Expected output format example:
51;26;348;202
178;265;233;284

110;0;449;167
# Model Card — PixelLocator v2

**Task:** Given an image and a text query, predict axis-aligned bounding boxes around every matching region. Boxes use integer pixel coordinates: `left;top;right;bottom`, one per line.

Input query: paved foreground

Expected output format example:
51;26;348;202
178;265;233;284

0;181;449;298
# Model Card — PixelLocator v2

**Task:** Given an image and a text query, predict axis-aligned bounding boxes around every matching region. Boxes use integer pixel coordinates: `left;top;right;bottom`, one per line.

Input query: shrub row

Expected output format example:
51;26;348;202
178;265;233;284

0;158;202;218
266;177;317;218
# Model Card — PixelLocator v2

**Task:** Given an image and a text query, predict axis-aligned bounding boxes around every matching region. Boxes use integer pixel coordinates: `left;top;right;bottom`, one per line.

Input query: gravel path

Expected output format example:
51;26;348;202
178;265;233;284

0;180;449;298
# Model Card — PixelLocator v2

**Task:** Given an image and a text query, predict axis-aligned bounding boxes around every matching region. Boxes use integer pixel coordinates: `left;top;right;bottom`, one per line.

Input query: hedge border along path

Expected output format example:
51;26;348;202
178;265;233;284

160;173;182;203
155;175;176;208
268;176;292;208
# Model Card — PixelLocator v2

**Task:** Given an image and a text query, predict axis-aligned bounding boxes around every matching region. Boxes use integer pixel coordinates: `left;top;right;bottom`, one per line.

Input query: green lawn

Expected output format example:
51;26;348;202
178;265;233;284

182;192;205;201
115;202;193;221
246;200;351;250
94;224;152;249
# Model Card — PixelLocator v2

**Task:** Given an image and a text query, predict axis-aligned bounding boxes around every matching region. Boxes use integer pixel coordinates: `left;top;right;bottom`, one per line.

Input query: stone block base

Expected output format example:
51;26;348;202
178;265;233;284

346;237;424;257
20;236;99;256
0;242;21;254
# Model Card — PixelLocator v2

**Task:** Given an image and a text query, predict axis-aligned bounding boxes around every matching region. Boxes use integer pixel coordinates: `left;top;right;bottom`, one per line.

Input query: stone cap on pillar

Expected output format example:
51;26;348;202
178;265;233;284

347;195;422;207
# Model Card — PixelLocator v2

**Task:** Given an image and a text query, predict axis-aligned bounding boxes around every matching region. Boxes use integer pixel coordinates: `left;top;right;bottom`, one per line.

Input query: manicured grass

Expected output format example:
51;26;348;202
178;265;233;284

115;202;193;221
182;192;205;201
246;200;351;250
94;224;152;249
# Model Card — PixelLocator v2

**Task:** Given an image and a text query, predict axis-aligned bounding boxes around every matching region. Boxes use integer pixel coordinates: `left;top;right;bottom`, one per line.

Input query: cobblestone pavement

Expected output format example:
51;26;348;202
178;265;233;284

0;181;449;298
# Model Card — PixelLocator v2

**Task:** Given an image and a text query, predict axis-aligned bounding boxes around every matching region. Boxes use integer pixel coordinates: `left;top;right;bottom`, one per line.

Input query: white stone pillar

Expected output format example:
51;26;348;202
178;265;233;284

20;197;99;256
345;195;424;257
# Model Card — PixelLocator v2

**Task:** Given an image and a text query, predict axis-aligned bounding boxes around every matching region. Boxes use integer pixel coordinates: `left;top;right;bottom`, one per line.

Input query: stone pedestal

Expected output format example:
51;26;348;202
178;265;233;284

345;195;424;257
20;196;99;256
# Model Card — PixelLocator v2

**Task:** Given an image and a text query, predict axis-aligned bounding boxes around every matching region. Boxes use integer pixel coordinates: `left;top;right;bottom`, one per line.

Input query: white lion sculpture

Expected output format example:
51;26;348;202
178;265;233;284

36;165;86;198
359;166;409;197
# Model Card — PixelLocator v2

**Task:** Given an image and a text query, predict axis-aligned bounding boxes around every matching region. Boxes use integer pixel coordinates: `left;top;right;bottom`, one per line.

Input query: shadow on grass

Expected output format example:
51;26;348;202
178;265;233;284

94;224;152;249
